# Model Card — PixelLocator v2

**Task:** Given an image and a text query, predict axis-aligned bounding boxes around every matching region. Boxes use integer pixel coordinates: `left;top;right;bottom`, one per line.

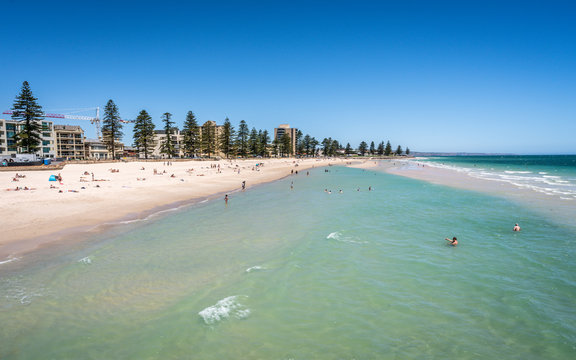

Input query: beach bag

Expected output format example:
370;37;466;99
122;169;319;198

49;175;57;181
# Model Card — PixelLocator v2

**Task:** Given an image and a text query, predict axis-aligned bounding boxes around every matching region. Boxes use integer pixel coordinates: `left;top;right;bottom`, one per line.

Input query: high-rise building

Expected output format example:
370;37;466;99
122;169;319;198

274;124;298;154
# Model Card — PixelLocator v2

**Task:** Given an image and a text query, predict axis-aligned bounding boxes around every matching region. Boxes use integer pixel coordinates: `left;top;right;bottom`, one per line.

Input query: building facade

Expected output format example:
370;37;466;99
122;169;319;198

84;138;124;160
54;125;85;160
274;124;298;154
151;128;184;158
0;118;56;158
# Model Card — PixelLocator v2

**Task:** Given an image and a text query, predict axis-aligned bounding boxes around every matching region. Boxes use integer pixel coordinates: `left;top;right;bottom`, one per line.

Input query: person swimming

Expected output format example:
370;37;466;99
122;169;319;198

445;237;458;246
513;223;521;231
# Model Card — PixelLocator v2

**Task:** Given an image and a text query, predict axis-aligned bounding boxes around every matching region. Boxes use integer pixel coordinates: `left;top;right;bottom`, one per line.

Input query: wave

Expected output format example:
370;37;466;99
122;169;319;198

198;295;250;325
326;231;367;244
0;257;20;266
419;159;576;201
246;265;265;273
78;256;92;265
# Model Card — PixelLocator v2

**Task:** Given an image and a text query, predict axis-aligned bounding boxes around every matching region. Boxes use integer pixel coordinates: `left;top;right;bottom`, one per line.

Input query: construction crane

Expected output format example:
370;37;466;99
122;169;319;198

2;107;134;139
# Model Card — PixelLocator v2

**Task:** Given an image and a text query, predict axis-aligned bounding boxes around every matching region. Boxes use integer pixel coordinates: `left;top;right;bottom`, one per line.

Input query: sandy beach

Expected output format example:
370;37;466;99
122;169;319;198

1;158;342;260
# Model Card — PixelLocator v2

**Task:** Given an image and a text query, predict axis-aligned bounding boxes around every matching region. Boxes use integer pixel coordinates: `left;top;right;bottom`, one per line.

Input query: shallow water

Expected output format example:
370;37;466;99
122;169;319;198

1;166;575;359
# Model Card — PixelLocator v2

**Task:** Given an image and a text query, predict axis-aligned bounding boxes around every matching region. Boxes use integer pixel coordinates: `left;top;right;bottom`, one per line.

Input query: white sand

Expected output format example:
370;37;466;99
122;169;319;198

1;158;342;259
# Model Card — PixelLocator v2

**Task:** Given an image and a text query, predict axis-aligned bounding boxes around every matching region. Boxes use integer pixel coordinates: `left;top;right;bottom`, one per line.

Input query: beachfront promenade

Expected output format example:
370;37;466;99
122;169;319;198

1;158;345;260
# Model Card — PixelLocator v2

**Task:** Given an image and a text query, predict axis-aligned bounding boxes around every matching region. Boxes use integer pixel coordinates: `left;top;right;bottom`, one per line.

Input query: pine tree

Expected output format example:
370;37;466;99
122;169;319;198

160;112;176;158
182;111;200;157
303;134;311;156
359;141;368;156
406;147;411;155
236;120;249;157
377;141;384;155
295;130;303;156
102;99;123;159
259;129;270;157
201;121;216;157
249;127;259;156
321;138;330;156
370;141;375;155
345;143;352;155
133;110;155;159
219;117;235;158
384;141;392;156
331;140;340;156
396;145;403;155
11;81;44;154
310;137;319;156
281;133;292;157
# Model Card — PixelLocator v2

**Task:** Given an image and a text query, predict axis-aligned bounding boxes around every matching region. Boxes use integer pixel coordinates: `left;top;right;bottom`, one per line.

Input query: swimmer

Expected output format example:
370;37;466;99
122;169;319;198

445;237;458;246
513;223;521;232
224;194;229;205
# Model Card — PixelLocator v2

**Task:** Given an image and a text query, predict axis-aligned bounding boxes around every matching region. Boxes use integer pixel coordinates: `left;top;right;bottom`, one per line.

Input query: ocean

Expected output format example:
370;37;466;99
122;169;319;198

1;158;575;359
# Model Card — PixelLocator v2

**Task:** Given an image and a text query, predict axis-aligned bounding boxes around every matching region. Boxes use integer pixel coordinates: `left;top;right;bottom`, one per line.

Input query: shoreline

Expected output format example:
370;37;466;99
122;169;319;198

383;158;576;229
1;158;346;261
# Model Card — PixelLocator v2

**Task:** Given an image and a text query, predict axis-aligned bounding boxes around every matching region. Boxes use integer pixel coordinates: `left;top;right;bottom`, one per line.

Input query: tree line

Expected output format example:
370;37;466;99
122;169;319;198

7;82;410;159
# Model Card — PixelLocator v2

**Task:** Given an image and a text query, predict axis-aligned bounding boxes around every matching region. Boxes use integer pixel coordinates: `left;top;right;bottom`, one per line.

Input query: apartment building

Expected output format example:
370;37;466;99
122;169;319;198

0;118;56;158
54;125;85;160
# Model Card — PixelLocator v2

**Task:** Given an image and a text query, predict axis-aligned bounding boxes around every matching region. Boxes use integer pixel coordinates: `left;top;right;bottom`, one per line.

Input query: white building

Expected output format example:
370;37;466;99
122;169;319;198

0;118;56;158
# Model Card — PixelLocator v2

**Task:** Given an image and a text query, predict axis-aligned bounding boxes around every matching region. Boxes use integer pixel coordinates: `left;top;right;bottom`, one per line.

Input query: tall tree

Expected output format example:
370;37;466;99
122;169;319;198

369;141;375;155
331;139;340;156
236;120;249;157
377;141;384;155
303;134;311;156
201;121;217;157
295;129;304;156
102;99;123;159
358;141;368;156
11;81;44;154
259;129;270;157
281;133;292;157
396;145;403;155
406;147;411;155
310;137;319;156
345;143;352;155
182;111;200;157
321;138;330;156
248;127;259;156
219;117;235;158
160;112;176;158
384;141;392;156
133;110;155;159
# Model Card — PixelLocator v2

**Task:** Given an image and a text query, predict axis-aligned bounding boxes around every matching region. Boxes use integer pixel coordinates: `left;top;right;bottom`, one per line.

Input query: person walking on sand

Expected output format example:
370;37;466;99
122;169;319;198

513;223;521;231
242;181;246;191
445;237;458;246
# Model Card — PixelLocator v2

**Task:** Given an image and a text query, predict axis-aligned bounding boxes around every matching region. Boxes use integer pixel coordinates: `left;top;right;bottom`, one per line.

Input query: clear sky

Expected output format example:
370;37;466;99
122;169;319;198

1;0;575;154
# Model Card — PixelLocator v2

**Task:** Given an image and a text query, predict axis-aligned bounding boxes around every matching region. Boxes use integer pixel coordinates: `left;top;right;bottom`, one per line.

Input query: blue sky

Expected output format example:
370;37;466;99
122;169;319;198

1;0;575;154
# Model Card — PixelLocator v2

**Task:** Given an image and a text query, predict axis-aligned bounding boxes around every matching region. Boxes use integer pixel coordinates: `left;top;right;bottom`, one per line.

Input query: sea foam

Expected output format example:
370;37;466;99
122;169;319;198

78;256;92;265
326;232;367;244
246;265;265;273
198;295;250;325
0;257;19;266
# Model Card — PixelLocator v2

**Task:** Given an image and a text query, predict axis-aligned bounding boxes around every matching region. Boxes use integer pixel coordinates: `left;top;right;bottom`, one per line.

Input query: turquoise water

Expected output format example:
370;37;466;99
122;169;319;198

1;166;575;359
416;155;576;202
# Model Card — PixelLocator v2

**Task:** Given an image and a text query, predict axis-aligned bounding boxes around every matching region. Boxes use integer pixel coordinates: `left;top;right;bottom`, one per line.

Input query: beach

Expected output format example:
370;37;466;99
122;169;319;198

1;160;574;359
1;158;342;260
